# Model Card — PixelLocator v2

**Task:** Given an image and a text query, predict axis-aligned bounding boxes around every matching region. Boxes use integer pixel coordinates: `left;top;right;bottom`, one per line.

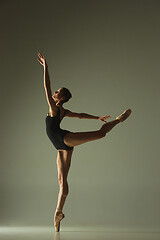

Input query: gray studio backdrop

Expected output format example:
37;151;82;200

1;0;160;232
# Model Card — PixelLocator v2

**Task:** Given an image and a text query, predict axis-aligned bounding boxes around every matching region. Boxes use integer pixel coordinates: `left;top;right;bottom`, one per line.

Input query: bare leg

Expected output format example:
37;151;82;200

64;119;120;147
54;149;73;231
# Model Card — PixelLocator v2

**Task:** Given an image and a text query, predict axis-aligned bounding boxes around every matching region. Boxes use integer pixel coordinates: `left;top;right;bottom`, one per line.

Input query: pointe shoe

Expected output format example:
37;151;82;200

116;109;132;122
54;212;65;232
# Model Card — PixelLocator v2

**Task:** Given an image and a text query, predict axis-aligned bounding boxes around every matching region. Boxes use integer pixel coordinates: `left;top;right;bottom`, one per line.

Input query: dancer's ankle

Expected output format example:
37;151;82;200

55;209;62;216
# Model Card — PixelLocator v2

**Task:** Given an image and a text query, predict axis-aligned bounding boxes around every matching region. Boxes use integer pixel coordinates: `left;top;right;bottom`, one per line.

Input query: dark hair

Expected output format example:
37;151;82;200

61;87;72;103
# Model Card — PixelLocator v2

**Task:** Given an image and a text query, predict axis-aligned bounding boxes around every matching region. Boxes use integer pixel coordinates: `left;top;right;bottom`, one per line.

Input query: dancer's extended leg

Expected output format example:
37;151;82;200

64;119;120;147
64;109;132;147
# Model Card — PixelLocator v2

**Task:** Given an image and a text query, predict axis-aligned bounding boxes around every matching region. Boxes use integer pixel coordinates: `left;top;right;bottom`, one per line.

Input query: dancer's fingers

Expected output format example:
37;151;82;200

99;118;107;122
37;58;43;64
102;116;109;119
38;52;43;59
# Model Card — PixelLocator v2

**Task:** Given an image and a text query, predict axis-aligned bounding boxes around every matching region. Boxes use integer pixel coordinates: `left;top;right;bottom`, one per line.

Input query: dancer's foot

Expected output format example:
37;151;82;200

54;212;65;232
116;109;132;122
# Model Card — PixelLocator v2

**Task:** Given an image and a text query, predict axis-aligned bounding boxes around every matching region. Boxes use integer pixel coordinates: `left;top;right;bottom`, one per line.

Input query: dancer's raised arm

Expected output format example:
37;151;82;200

37;53;57;112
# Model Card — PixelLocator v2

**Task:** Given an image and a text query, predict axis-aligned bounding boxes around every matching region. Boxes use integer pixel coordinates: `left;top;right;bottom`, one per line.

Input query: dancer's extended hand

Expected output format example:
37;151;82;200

98;115;111;123
37;52;47;67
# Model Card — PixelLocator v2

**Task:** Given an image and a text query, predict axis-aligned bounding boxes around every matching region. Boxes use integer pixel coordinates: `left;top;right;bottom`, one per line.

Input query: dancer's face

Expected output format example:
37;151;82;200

52;88;64;101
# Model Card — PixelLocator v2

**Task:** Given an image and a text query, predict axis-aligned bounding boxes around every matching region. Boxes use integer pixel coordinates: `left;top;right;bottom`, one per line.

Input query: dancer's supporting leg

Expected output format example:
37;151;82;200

54;149;73;231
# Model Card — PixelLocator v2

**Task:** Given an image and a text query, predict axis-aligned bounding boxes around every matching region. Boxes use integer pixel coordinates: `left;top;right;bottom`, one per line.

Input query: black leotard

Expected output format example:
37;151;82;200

45;107;74;151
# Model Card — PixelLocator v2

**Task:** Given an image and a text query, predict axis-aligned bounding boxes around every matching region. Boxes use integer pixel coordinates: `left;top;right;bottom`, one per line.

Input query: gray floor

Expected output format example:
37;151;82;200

1;227;160;240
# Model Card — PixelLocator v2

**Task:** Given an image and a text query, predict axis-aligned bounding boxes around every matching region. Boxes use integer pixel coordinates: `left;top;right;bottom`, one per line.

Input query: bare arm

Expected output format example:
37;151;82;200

65;109;111;122
80;113;99;120
37;53;57;112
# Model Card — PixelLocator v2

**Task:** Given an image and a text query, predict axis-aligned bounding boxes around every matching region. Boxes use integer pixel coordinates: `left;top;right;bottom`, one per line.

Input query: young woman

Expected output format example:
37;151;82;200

37;53;132;232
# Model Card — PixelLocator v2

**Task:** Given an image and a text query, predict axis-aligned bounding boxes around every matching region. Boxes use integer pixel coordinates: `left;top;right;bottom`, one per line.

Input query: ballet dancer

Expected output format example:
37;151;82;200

37;52;132;232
